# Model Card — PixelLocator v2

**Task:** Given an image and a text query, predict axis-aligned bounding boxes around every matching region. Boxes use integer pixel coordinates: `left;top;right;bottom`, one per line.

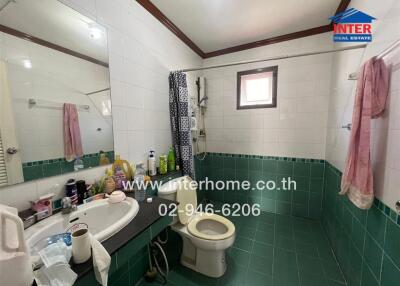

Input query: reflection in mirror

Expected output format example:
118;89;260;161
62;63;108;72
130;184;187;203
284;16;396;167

0;0;113;186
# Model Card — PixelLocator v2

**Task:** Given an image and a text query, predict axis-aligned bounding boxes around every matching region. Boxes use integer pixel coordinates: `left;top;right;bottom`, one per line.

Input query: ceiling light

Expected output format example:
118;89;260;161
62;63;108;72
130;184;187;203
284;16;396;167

22;59;32;69
88;23;102;39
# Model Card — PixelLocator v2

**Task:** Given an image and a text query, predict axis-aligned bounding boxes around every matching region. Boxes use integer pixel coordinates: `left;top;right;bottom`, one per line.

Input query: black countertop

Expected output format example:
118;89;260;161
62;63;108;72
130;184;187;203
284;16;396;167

70;195;175;278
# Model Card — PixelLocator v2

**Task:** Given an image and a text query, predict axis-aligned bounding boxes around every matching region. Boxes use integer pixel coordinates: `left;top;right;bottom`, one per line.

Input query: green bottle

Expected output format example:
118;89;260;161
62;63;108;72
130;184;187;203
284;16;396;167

168;147;175;172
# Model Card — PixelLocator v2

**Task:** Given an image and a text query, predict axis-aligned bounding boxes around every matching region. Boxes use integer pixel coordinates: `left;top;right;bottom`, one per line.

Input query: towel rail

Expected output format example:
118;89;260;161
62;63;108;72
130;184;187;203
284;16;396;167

348;39;400;80
28;98;90;111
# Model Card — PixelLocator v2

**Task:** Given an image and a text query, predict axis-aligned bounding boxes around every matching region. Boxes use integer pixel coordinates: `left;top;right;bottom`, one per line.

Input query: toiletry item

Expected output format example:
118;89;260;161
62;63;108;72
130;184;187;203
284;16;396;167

99;151;110;166
112;155;133;180
148;151;156;176
159;155;167;175
72;228;91;264
168;148;176;172
134;163;146;201
18;209;36;229
106;190;126;203
113;167;127;190
65;179;78;205
74;157;84;171
76;180;86;205
104;169;116;194
0;209;34;286
31;193;54;221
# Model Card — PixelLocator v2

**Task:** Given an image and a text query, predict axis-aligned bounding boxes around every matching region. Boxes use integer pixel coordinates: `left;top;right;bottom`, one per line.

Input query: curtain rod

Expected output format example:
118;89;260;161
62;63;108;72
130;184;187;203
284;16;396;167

348;38;400;80
176;44;367;73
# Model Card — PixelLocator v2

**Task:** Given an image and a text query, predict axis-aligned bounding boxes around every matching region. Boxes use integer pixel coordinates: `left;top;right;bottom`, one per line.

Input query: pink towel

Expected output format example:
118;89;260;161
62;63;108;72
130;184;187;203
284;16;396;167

340;57;389;209
63;103;83;162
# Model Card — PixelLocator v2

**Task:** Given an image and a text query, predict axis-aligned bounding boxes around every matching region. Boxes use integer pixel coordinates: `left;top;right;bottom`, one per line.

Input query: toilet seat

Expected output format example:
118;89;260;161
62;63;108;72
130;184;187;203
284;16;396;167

187;213;235;241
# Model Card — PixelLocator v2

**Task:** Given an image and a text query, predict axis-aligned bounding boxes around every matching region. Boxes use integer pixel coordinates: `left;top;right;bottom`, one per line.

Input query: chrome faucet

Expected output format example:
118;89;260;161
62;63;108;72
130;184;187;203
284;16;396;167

61;197;77;214
396;200;400;214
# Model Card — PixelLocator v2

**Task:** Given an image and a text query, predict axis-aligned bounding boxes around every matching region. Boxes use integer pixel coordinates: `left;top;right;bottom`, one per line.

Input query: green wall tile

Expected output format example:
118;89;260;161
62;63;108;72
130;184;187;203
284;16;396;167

150;215;173;238
310;178;324;193
384;218;400;269
293;161;311;177
235;157;249;172
276;161;293;175
366;206;387;247
23;165;43;181
363;232;383;280
361;263;379;286
381;255;400;286
42;162;61;177
351;217;365;253
262;159;277;174
310;163;324;178
249;158;262;171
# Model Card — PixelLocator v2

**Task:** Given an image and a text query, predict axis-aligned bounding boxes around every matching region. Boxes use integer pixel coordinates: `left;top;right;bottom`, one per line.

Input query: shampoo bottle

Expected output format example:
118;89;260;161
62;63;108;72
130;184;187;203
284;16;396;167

168;147;175;172
148;151;156;176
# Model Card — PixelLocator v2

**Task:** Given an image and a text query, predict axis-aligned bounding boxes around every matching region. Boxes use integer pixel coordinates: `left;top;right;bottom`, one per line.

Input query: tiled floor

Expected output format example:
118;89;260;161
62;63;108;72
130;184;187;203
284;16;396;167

140;210;347;286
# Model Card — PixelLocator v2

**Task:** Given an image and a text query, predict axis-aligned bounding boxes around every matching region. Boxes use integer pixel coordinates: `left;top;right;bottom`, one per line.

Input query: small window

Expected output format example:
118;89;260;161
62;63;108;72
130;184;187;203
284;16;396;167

237;66;278;109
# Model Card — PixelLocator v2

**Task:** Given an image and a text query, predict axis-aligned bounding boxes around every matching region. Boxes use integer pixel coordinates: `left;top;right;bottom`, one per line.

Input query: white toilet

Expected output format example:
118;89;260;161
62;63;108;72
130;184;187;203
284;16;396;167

157;176;236;278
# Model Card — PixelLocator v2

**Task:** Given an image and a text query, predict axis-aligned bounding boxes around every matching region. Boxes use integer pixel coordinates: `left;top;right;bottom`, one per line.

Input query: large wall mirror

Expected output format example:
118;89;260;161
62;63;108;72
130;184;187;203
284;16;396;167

0;0;114;187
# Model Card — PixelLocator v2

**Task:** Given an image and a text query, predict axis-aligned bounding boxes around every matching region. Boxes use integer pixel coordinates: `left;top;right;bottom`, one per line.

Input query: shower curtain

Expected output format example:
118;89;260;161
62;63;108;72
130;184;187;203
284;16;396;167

169;71;194;178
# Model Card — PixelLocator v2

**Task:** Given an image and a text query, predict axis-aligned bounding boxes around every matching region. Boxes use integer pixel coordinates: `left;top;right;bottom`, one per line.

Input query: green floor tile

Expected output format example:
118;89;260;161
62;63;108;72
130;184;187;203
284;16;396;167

274;248;298;270
300;273;328;286
233;236;253;252
229;248;251;267
254;229;274;245
237;226;256;240
249;254;273;275
297;255;324;276
251;241;273;258
322;261;346;283
246;269;273;286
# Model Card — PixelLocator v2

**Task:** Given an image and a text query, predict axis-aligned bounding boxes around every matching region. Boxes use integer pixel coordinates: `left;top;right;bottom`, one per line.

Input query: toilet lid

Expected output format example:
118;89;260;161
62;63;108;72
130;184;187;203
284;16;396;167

176;176;197;225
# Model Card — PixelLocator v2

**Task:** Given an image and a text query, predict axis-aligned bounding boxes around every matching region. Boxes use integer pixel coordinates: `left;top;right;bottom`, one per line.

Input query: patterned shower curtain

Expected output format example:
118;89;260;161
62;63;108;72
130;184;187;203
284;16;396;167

169;71;194;178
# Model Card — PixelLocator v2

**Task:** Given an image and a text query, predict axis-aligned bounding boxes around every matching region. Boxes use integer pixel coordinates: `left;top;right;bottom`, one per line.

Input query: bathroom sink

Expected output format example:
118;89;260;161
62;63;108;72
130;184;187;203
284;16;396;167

24;197;139;251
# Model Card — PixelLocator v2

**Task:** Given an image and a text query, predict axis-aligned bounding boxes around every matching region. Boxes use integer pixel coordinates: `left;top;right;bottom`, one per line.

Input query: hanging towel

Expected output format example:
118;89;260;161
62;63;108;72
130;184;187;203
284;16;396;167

91;235;111;286
63;104;83;162
340;57;389;209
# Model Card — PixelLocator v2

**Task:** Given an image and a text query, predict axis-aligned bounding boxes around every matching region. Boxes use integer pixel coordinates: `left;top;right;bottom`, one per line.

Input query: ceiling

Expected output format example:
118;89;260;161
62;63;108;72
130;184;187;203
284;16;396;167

142;0;349;58
0;0;108;63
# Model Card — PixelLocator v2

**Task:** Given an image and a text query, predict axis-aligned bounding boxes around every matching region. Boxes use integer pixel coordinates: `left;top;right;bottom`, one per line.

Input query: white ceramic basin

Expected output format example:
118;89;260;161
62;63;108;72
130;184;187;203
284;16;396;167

25;197;139;251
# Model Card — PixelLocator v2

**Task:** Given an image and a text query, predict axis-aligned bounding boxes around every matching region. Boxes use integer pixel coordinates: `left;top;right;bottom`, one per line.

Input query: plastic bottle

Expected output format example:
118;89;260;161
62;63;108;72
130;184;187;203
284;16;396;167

74;157;84;171
134;163;146;201
148;151;156;176
112;154;133;180
168;148;175;172
159;155;167;175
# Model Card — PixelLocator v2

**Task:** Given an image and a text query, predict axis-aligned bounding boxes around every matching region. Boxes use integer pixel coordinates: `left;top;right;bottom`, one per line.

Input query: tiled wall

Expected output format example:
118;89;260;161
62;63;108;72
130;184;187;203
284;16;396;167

22;151;114;182
195;153;325;220
322;162;400;286
75;215;172;286
1;33;114;163
325;0;400;210
200;33;332;159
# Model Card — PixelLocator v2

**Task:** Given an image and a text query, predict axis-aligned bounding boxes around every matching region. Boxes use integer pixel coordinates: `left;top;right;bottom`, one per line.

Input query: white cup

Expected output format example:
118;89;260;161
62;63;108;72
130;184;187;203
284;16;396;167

72;228;91;264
